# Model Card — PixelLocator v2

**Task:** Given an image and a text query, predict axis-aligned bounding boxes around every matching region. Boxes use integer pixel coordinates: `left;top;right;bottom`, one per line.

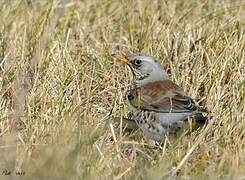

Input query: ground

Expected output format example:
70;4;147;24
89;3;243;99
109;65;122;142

0;0;244;179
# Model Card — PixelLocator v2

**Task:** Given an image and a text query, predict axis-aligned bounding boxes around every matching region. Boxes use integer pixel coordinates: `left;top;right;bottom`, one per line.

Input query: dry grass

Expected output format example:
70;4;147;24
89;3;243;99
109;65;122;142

0;0;244;179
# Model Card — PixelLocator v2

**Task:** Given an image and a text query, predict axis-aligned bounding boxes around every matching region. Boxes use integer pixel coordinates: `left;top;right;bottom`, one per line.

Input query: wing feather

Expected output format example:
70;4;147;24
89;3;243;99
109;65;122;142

128;80;199;113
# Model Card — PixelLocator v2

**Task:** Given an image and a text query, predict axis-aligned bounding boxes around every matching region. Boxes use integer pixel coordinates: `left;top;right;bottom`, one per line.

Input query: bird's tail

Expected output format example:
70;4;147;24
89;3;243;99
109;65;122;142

185;111;210;131
193;105;214;125
194;111;209;122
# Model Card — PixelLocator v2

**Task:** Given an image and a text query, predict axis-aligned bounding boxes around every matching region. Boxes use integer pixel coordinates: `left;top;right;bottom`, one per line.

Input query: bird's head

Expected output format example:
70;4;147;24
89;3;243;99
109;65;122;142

112;52;169;86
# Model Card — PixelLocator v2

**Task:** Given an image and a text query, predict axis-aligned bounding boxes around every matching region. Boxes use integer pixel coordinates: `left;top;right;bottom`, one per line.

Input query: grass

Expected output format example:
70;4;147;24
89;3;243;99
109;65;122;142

0;0;244;179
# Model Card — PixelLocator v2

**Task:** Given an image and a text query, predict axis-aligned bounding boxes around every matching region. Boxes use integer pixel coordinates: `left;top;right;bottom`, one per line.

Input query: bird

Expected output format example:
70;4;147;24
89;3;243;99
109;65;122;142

112;52;210;145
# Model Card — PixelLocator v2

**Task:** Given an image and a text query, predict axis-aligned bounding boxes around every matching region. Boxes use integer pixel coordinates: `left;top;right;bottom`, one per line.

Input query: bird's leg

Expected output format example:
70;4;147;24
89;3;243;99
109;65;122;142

119;112;138;130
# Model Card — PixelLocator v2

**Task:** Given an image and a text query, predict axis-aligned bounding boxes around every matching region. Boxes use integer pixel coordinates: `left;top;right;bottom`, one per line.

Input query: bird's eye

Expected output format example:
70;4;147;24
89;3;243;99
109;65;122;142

134;59;142;65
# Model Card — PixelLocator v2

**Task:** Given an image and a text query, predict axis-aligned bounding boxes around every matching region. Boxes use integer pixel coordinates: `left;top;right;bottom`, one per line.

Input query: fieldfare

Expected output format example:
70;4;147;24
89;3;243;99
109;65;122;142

112;52;210;144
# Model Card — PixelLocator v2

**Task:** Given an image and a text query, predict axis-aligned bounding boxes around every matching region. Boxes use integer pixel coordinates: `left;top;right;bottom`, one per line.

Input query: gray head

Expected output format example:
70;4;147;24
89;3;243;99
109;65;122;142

112;52;169;86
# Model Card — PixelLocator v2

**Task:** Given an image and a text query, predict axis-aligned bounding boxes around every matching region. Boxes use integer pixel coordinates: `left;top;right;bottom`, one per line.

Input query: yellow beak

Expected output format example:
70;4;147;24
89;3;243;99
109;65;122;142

111;52;130;65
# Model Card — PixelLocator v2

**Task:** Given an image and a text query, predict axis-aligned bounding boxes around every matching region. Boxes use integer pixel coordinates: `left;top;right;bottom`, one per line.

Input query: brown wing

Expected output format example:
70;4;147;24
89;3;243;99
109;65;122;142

128;80;199;113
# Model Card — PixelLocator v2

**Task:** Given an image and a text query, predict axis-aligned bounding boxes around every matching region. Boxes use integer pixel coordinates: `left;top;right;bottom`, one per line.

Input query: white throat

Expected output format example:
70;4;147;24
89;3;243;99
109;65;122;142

135;70;169;87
